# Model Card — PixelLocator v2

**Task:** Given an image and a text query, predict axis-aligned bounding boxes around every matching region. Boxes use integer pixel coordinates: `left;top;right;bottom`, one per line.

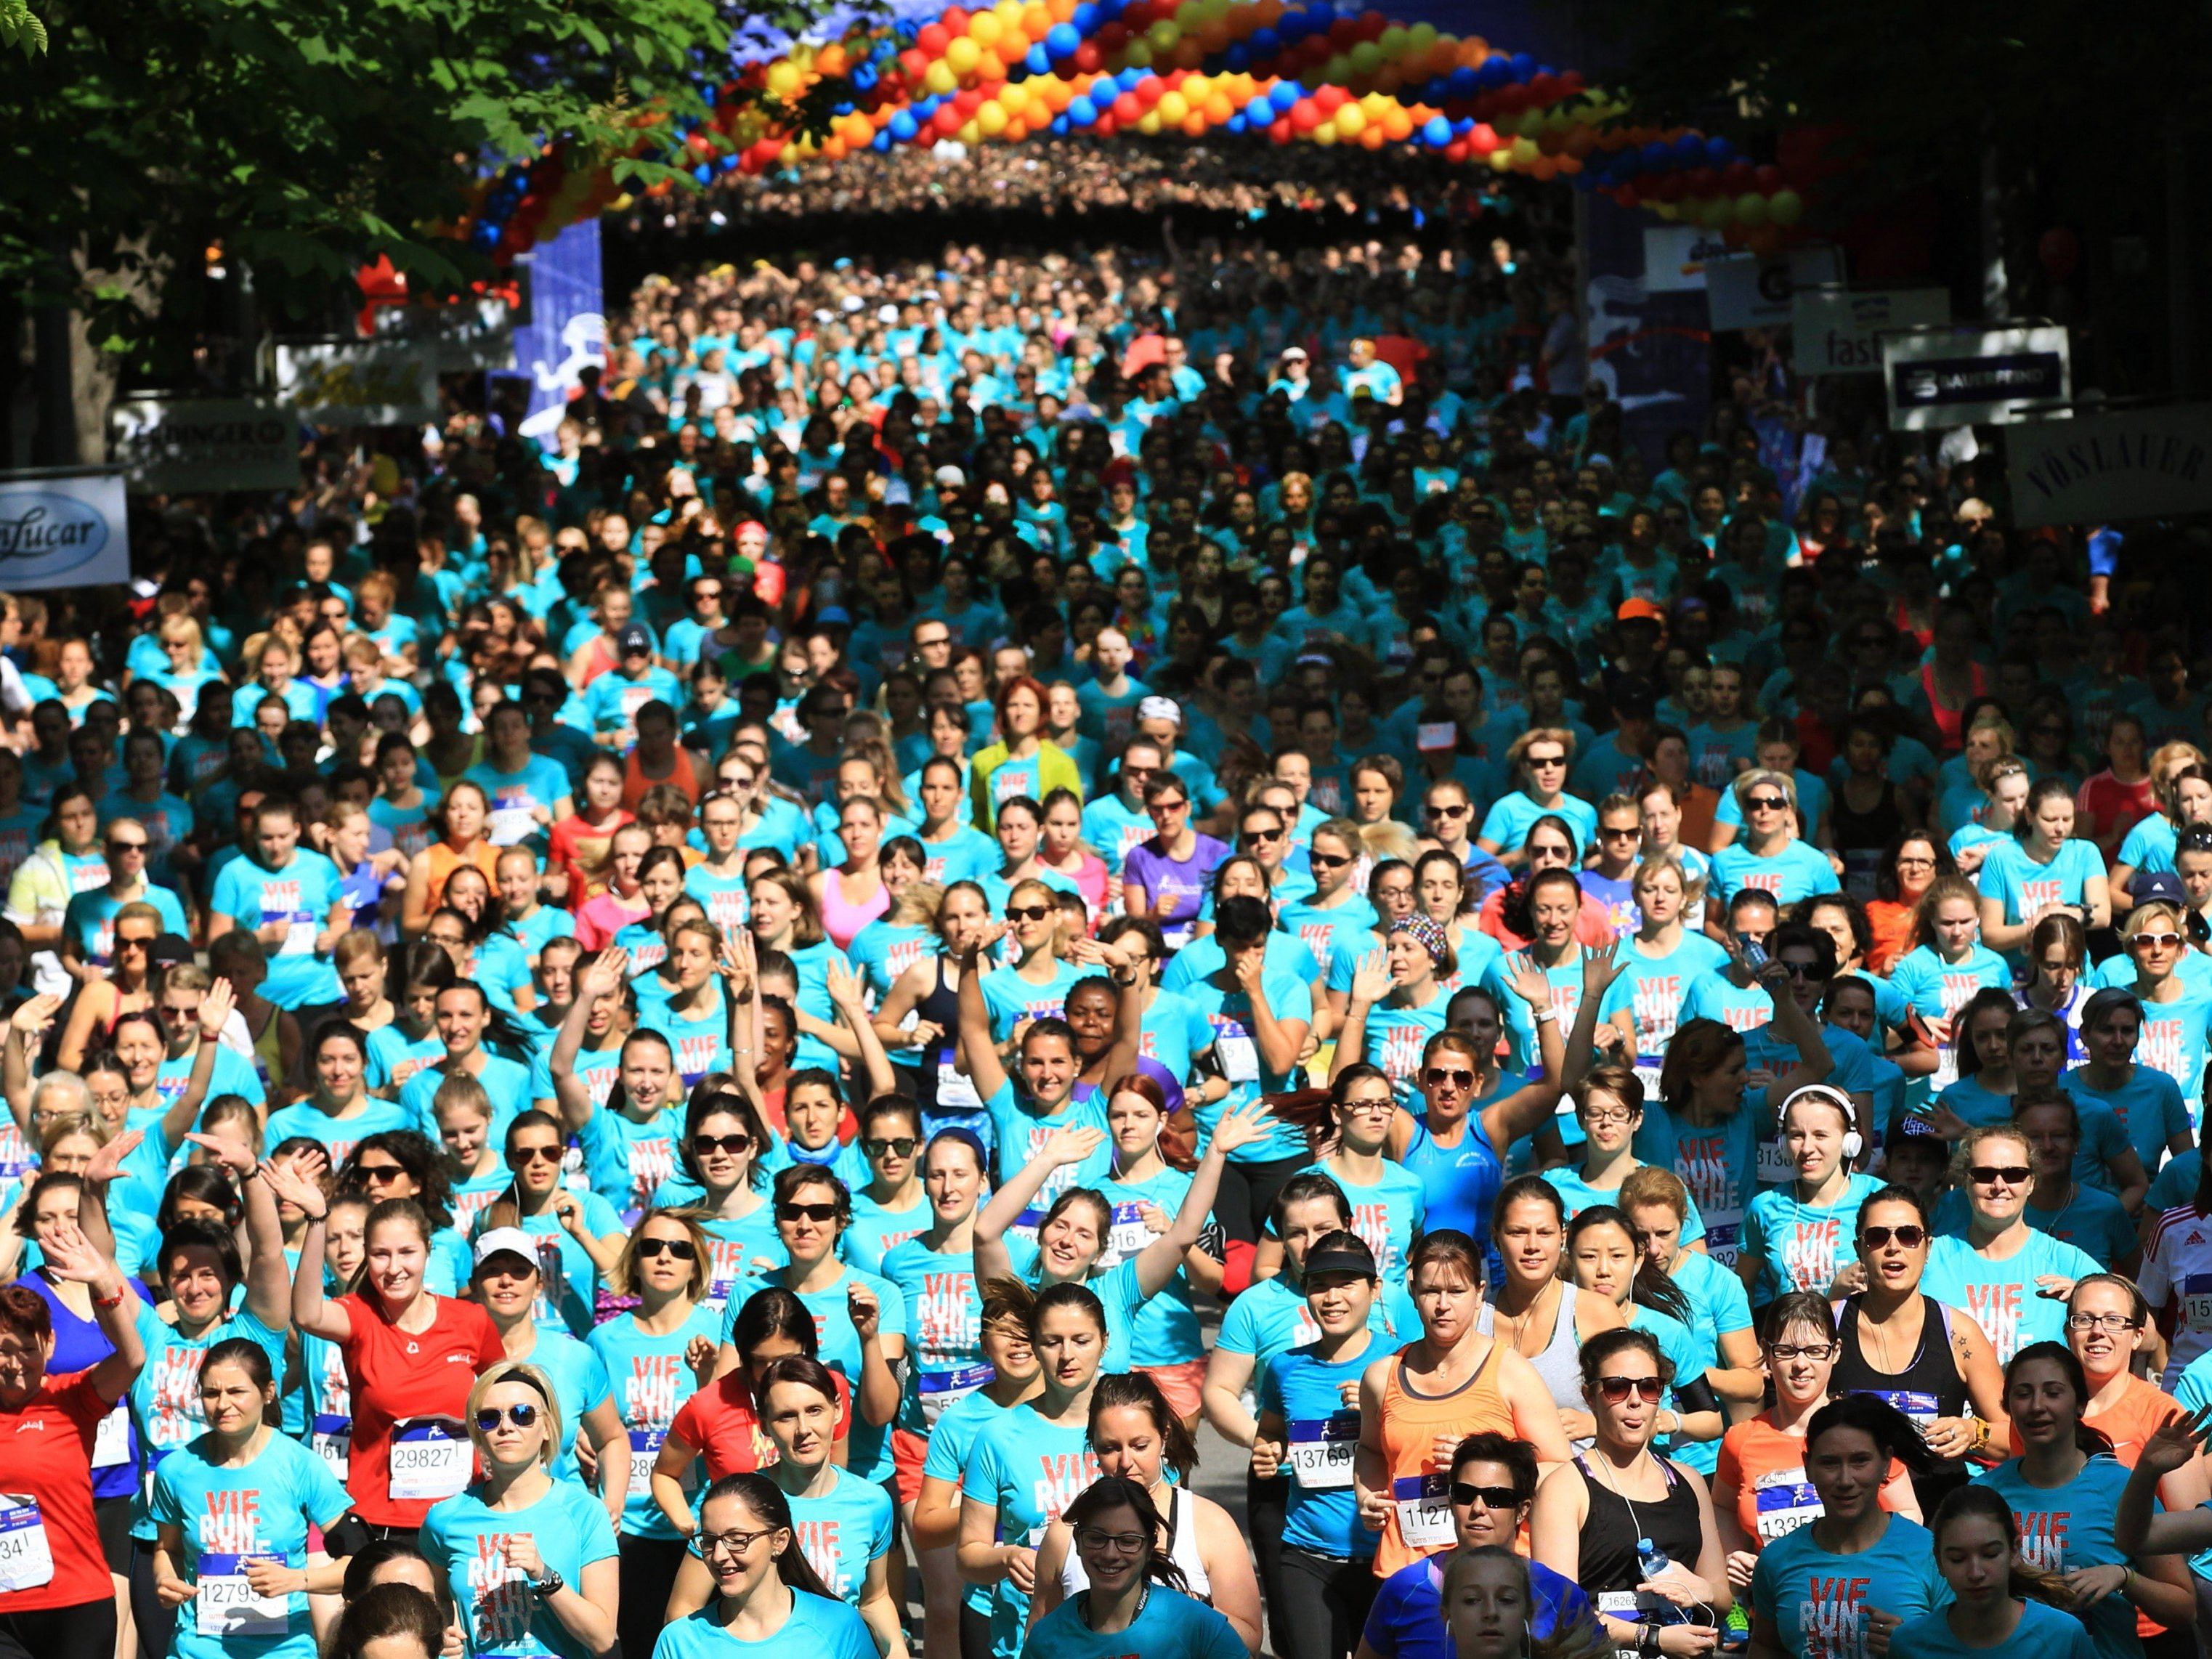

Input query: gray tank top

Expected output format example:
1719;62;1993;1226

1478;1283;1584;1412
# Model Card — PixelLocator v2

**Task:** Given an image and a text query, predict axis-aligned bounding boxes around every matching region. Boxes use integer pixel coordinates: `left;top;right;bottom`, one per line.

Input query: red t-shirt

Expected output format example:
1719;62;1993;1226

0;1368;114;1610
669;1368;852;1479
337;1293;505;1526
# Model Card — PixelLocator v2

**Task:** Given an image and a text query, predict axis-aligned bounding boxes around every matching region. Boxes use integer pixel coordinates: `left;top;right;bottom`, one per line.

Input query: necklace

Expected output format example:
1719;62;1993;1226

1493;1278;1562;1358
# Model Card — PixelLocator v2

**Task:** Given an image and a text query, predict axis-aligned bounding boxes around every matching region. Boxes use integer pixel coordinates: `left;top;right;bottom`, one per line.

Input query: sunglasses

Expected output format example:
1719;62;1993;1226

1600;827;1640;840
1450;1483;1522;1510
1970;1165;2032;1186
506;1146;562;1167
1308;851;1352;870
777;1201;840;1223
475;1404;540;1431
1597;1376;1665;1404
692;1133;753;1156
2134;933;2184;950
637;1238;700;1262
1423;1068;1475;1089
1746;796;1788;811
355;1162;406;1181
1526;755;1567;769
107;840;147;853
1859;1225;1927;1249
1149;800;1190;814
863;1137;918;1159
1425;803;1470;819
1241;827;1284;844
1005;904;1050;923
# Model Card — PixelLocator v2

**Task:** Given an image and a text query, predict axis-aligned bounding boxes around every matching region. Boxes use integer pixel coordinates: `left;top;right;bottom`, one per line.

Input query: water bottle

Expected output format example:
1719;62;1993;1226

1636;1537;1670;1581
1635;1538;1685;1627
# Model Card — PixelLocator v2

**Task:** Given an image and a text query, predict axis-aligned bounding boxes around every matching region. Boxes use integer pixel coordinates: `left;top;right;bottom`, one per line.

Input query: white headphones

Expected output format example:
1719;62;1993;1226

1782;1083;1863;1163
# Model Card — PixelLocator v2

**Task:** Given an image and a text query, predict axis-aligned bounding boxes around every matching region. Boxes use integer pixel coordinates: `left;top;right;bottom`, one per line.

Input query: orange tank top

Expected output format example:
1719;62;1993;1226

1372;1339;1513;1578
622;745;702;813
424;839;499;913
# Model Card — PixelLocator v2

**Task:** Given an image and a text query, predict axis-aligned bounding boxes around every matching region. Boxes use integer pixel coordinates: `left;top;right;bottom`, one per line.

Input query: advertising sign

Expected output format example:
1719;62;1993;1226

108;397;298;492
1790;288;1953;376
2007;403;2212;527
0;470;131;589
1883;325;2071;429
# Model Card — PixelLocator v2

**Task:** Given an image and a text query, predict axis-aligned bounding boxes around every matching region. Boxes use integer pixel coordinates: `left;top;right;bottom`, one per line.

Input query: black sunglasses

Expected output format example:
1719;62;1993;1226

777;1201;840;1223
1859;1225;1927;1249
1745;795;1788;811
506;1146;562;1167
692;1133;753;1156
476;1404;539;1430
637;1238;700;1262
1308;851;1352;869
1451;1483;1523;1510
863;1137;919;1159
1969;1165;2033;1185
1005;904;1051;923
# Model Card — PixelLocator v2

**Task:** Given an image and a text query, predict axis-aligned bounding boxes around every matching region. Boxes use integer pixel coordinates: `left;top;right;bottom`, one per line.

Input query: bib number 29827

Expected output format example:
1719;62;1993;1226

390;1419;471;1501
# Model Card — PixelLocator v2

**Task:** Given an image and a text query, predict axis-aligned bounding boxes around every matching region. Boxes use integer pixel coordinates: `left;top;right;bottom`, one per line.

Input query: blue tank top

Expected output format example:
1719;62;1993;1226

27;1269;137;1500
1401;1109;1502;1246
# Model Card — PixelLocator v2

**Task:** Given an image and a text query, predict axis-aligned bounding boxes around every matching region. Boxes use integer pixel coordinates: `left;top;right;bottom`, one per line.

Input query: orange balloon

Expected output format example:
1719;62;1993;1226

1381;106;1412;140
1180;111;1206;135
1204;92;1233;122
1526;153;1556;179
1556;153;1583;174
822;135;848;160
1563;125;1596;157
1022;2;1052;38
817;43;847;76
1005;118;1029;140
1048;0;1078;17
1171;36;1204;67
1253;0;1284;24
1359;123;1386;148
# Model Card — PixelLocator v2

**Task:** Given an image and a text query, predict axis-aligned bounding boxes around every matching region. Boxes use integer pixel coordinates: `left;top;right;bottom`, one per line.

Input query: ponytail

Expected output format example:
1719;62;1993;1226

1928;1485;2075;1607
1568;1204;1693;1327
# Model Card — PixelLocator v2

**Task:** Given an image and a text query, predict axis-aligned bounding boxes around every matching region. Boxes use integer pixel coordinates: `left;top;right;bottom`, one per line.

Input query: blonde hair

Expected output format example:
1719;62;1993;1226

466;1360;562;1471
610;1208;713;1301
1733;768;1797;812
1507;726;1577;773
2126;899;2187;941
888;879;945;930
1953;1122;2031;1185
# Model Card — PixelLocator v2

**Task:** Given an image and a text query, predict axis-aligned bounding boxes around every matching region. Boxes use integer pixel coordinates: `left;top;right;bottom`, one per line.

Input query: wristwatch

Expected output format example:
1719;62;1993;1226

531;1566;566;1598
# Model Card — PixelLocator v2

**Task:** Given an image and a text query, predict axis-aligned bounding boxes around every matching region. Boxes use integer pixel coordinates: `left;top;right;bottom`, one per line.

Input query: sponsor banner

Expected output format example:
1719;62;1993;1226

2006;402;2212;527
1584;195;1711;466
1790;288;1953;377
108;397;298;492
371;296;515;373
1703;245;1843;331
274;338;439;426
1640;226;1735;294
1883;325;2071;429
515;219;606;449
0;470;130;589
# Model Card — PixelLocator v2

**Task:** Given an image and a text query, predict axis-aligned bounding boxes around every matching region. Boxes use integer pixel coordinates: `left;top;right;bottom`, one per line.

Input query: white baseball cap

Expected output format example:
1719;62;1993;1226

474;1228;540;1272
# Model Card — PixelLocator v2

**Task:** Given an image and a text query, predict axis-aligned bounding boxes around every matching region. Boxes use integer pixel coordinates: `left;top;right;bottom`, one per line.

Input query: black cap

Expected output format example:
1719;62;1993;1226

617;623;653;657
1303;1231;1379;1281
148;933;195;969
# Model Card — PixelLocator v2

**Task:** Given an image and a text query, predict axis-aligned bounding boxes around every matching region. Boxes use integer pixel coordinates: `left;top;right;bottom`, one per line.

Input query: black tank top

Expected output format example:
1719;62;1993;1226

1574;1453;1705;1601
1831;1293;1972;1507
914;955;961;1112
1831;781;1911;858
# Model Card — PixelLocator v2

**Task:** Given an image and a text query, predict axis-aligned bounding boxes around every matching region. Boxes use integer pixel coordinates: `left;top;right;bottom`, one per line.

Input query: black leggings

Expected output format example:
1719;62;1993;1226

960;1602;994;1659
129;1541;177;1659
1248;1469;1292;1652
1276;1546;1380;1659
619;1533;689;1659
0;1597;116;1659
1215;1152;1313;1246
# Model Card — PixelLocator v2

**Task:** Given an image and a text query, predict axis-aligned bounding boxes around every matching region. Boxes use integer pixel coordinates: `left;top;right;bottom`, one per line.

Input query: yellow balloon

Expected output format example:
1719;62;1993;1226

1652;200;1680;219
1734;192;1769;227
1486;145;1511;170
997;0;1026;29
1182;73;1210;101
977;100;1008;134
923;59;957;93
1136;108;1162;134
1122;39;1153;67
1509;134;1538;163
1311;121;1337;145
1378;25;1408;55
1334;102;1365;137
957;119;981;145
1769;189;1804;226
969;12;1002;46
1406;21;1437;52
790;43;816;68
1348;40;1381;74
944;35;981;73
1360;90;1390;116
1156;89;1189;123
765;60;802;97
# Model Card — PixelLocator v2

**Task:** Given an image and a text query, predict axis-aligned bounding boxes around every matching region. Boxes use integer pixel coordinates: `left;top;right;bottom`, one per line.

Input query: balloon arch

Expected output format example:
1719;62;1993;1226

461;0;1818;261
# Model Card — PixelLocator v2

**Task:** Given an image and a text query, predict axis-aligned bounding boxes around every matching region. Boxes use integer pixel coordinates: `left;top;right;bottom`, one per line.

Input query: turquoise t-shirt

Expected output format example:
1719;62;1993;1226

1741;1173;1887;1306
1920;1231;2102;1363
923;1388;1018;1618
1547;1166;1708;1249
788;1466;896;1607
1262;1333;1401;1559
150;1431;352;1659
419;1477;620;1659
208;850;345;1007
1022;1582;1247;1659
1599;932;1733;1077
586;1306;723;1540
1710;840;1838;906
878;1238;984;1434
1178;971;1315;1163
129;1304;291;1541
1751;1515;1947;1659
1292;1156;1426;1282
1978;837;2106;932
962;1403;1101;1656
507;1326;615;1484
1972;1456;2142;1659
650;1594;875;1659
1633;1091;1773;1269
978;960;1086;1044
1891;1598;2095;1659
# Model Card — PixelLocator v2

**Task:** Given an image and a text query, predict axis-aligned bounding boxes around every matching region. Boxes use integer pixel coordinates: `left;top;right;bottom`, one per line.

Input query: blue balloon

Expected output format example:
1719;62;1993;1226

1094;0;1125;20
692;163;712;183
1672;131;1704;164
721;153;740;170
1025;44;1052;74
890;109;918;139
832;99;854;115
1069;95;1098;125
1611;147;1641;177
1509;50;1534;78
1072;2;1098;30
1221;42;1248;70
701;83;718;106
1121;65;1148;91
1446;65;1475;98
871;128;893;151
1703;135;1734;166
1247;25;1278;57
1474;57;1510;90
1271;78;1300;112
1046;23;1080;56
1642;139;1672;170
1275;9;1308;43
1225;111;1246;132
1050;113;1071;134
1422;114;1451;147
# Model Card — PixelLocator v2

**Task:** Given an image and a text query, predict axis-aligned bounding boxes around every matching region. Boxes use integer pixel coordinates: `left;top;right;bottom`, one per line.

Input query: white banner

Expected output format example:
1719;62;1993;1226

1703;246;1843;331
0;471;131;589
275;339;439;426
1883;325;2071;429
1640;226;1734;293
108;397;298;492
1790;288;1953;376
2006;403;2212;527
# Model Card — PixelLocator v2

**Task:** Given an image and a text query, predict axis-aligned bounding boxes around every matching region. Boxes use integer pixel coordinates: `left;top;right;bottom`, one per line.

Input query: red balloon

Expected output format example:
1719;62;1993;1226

1526;72;1557;102
954;86;985;114
1356;10;1388;38
1133;76;1162;106
941;7;971;34
1112;91;1142;121
1312;83;1348;113
1753;163;1782;192
2039;227;2081;282
1269;115;1292;143
1071;41;1101;72
1685;166;1718;195
1093;111;1117;135
932;103;963;134
916;22;949;54
1327;15;1360;46
1095;20;1127;51
1289;98;1321;132
1721;161;1755;194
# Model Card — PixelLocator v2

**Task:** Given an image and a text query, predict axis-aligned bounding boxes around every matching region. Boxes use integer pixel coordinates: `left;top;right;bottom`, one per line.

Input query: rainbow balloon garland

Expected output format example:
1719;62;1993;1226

458;0;1816;260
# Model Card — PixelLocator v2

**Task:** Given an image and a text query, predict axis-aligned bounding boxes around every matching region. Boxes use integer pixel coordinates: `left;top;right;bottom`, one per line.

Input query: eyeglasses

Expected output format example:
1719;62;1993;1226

1308;851;1352;869
1241;826;1284;845
1746;796;1788;812
1423;1067;1475;1089
1425;803;1469;819
1450;1483;1523;1510
1581;1107;1636;1127
475;1403;540;1430
692;1528;777;1559
1859;1225;1927;1249
506;1146;562;1167
777;1201;840;1223
863;1137;919;1159
1597;1376;1665;1403
692;1133;753;1156
2134;933;2184;951
913;634;952;650
1073;1528;1148;1555
1600;827;1640;840
2065;1312;2143;1334
1005;904;1050;923
1970;1165;2033;1187
1894;856;1936;869
637;1238;700;1262
1765;1342;1837;1362
355;1162;407;1182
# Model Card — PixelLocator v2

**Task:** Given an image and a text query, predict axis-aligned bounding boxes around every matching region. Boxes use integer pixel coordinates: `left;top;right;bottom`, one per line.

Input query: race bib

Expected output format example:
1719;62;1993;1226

1756;1137;1794;1187
195;1554;288;1638
1416;723;1457;753
1391;1472;1454;1551
0;1498;53;1593
489;806;538;845
312;1413;351;1481
93;1403;130;1469
1287;1411;1360;1490
917;1363;995;1427
2181;1273;2212;1331
628;1427;666;1498
281;913;315;957
1704;1217;1741;1268
1868;1388;1940;1428
936;1055;984;1111
1105;1202;1154;1265
389;1417;472;1501
1753;1467;1823;1541
1215;1029;1260;1084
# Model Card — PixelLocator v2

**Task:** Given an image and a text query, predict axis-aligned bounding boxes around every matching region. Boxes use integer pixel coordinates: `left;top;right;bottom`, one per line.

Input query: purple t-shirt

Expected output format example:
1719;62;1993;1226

1122;833;1229;944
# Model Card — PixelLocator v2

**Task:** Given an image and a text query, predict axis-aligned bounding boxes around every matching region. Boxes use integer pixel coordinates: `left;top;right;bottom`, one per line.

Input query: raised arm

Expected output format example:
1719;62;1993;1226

46;1221;145;1403
954;922;1013;1102
188;1132;291;1330
1755;962;1835;1110
159;979;238;1150
1131;1099;1276;1297
1328;948;1389;1084
1070;933;1148;1082
552;948;628;1135
1;993;60;1135
825;957;897;1101
971;1124;1107;1286
2118;1409;2212;1555
263;1151;352;1343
